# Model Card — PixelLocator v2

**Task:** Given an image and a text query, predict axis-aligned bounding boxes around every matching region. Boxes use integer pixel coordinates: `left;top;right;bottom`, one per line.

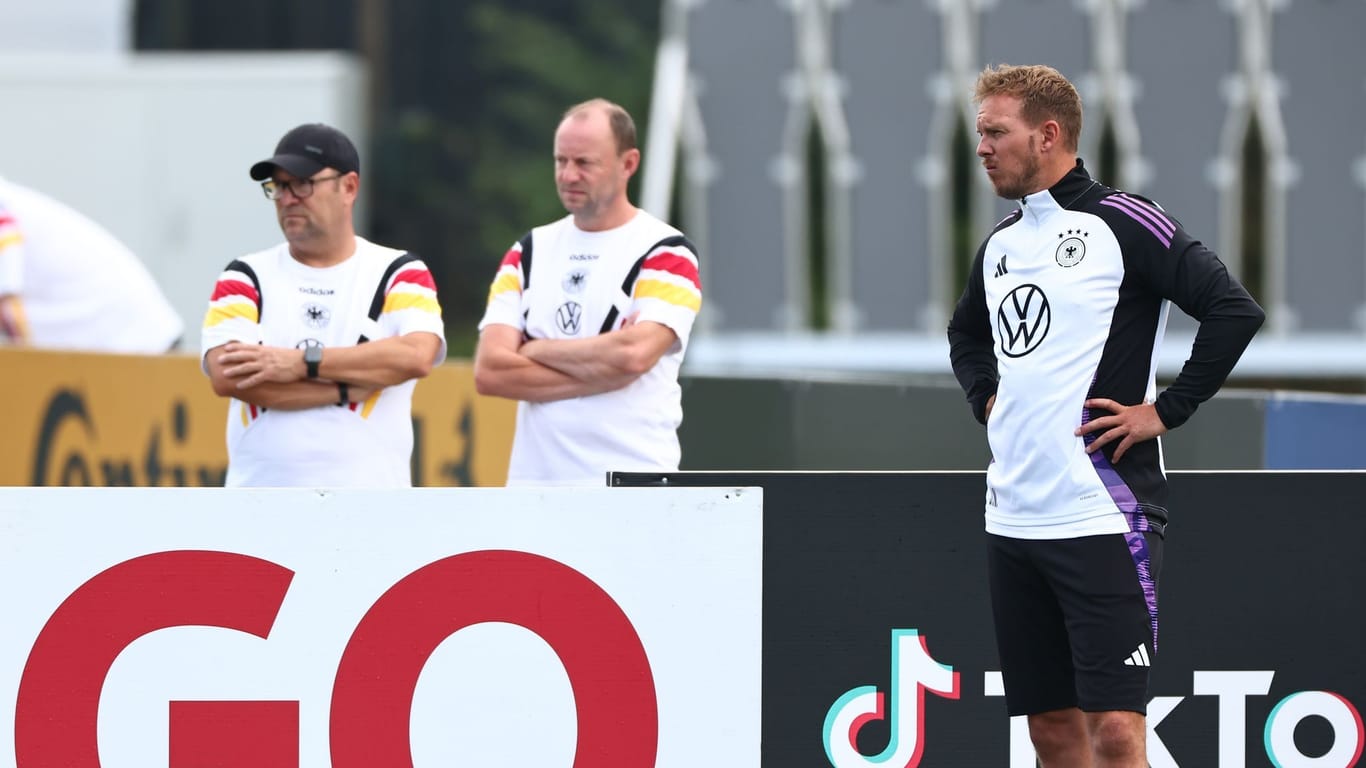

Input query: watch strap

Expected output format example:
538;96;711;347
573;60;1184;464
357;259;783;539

304;345;321;379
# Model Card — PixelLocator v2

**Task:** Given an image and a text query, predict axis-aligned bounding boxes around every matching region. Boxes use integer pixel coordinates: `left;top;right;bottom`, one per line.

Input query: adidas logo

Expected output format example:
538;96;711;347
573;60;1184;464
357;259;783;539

994;255;1009;278
1123;644;1151;667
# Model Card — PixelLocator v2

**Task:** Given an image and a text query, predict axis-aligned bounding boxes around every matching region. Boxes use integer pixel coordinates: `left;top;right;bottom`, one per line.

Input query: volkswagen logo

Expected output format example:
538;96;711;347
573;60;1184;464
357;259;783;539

996;284;1050;357
556;301;583;334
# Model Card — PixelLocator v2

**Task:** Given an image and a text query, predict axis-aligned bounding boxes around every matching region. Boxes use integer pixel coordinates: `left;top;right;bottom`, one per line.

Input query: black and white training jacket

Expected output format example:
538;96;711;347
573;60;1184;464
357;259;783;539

947;160;1264;540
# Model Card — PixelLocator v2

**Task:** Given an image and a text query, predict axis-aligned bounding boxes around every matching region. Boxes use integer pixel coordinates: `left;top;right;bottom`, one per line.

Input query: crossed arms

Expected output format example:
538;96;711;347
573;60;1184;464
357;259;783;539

473;320;677;403
204;332;443;411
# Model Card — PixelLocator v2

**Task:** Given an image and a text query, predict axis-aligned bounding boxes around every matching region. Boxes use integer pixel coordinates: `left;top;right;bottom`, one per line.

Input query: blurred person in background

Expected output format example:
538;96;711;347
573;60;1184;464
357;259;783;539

947;64;1264;767
0;176;183;352
474;98;702;486
201;123;446;487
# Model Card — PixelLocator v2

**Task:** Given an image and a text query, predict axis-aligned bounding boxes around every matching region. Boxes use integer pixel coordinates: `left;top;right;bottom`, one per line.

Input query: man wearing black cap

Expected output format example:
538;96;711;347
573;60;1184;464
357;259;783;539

199;123;447;487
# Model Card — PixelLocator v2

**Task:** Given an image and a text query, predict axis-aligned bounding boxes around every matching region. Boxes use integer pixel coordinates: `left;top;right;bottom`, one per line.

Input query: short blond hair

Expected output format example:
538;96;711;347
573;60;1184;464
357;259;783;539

974;64;1082;152
563;98;638;154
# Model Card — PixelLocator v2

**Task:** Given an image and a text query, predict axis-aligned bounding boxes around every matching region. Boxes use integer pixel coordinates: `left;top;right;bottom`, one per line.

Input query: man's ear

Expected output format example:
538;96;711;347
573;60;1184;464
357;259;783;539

621;148;641;177
1039;120;1062;152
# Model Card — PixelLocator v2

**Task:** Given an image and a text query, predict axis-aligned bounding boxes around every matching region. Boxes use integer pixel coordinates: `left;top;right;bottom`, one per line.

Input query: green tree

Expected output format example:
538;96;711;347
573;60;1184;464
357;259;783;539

367;1;659;355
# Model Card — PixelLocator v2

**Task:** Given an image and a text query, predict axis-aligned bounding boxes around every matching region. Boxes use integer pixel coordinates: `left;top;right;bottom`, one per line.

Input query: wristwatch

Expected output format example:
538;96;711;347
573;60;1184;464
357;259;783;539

303;343;323;379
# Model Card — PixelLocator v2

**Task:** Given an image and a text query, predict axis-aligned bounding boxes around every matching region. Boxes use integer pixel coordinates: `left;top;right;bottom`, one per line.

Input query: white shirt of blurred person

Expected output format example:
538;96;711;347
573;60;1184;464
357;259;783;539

475;98;702;487
0;177;183;352
200;123;446;488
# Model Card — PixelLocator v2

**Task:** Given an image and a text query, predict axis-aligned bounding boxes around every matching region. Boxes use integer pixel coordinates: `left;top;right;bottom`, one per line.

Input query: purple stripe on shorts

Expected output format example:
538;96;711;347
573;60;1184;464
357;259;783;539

1100;197;1173;248
1080;396;1159;650
1126;531;1160;652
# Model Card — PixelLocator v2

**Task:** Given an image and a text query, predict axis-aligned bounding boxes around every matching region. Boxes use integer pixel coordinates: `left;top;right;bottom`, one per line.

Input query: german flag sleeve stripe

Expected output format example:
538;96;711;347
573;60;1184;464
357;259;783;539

381;260;442;317
633;246;702;312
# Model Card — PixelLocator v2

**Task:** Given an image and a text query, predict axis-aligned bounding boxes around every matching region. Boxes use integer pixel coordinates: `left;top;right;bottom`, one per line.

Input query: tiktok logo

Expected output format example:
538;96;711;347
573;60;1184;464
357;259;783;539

823;629;961;767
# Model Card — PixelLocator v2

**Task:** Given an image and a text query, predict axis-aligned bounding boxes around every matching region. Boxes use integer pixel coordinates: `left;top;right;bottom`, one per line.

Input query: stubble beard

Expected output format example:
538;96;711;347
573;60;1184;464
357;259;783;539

563;189;611;227
281;214;325;248
988;133;1045;199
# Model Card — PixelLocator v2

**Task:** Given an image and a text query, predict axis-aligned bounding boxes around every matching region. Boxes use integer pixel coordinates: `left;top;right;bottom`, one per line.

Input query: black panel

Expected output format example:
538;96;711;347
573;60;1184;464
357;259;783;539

612;470;1365;766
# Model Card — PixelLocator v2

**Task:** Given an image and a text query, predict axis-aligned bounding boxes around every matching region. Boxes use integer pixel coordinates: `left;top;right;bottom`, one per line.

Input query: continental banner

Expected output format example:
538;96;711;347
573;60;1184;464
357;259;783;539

2;348;515;487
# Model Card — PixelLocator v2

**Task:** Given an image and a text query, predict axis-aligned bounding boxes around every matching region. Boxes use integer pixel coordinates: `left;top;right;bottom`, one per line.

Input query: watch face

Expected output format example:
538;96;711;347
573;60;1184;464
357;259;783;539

297;338;324;360
298;338;323;376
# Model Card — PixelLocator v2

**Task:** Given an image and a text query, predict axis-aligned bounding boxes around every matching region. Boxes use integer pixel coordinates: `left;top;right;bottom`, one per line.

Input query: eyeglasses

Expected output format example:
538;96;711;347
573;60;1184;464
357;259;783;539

261;173;345;201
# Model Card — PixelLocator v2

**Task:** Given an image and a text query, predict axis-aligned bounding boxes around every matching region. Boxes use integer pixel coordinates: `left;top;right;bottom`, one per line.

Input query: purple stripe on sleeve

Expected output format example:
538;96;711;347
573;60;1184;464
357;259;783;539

1115;194;1176;234
1100;198;1173;248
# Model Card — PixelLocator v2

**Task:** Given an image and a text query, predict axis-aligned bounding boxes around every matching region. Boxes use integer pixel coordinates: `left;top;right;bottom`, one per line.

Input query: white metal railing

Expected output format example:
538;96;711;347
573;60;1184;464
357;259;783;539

649;0;1362;358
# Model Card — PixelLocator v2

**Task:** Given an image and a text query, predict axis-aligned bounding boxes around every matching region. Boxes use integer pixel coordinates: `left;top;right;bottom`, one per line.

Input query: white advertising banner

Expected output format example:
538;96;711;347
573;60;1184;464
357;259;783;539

0;487;763;768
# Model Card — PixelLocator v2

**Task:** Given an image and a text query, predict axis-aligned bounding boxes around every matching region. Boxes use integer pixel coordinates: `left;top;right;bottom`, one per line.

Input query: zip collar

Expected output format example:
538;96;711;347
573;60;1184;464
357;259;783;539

1017;159;1097;226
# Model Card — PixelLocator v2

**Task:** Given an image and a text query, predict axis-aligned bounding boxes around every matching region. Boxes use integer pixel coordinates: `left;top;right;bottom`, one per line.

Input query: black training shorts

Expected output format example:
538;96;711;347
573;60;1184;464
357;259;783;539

987;530;1163;716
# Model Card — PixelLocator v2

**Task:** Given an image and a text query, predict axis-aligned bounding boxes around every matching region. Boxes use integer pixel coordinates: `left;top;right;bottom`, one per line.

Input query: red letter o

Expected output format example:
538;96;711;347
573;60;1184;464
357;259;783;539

330;550;657;767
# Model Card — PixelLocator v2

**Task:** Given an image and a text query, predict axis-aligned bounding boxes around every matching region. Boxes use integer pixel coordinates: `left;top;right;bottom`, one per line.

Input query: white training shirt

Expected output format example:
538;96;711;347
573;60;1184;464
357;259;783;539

0;177;184;352
201;237;447;487
948;163;1264;539
479;210;702;486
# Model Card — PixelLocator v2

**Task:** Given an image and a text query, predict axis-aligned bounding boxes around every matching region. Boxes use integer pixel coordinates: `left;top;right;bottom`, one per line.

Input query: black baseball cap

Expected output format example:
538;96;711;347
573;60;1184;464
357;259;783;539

249;123;360;181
